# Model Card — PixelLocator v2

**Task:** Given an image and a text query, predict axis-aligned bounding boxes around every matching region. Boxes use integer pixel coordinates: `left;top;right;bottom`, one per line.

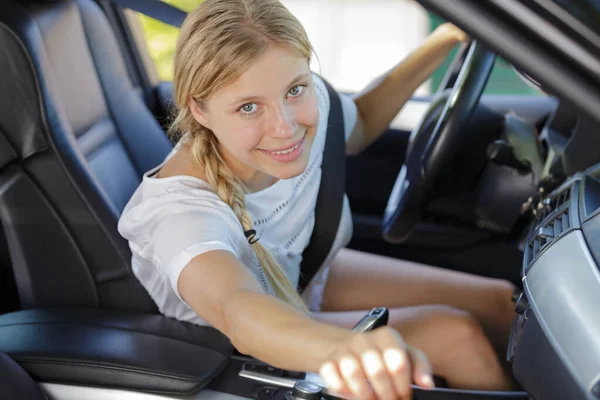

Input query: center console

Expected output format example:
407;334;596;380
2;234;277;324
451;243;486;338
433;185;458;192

209;357;528;400
0;306;530;400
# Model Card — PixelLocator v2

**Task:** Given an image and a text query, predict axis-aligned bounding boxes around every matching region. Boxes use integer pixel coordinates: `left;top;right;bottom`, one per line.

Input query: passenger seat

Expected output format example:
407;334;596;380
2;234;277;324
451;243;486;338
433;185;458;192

0;0;172;311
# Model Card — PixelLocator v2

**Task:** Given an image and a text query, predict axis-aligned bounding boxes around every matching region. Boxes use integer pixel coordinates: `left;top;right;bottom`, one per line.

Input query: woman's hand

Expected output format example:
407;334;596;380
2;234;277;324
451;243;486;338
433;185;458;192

318;327;434;400
433;22;471;44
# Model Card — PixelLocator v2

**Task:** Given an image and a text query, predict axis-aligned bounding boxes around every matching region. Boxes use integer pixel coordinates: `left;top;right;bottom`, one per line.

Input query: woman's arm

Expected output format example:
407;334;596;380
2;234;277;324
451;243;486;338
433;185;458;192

179;249;352;371
346;23;469;156
178;250;433;398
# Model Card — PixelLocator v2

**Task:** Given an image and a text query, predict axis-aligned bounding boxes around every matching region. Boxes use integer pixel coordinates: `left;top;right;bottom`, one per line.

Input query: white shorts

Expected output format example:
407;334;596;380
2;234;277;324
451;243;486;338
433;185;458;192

302;264;332;312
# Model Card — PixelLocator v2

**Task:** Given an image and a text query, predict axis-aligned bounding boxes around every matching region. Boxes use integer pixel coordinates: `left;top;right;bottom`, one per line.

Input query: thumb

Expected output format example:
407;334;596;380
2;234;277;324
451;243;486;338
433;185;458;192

407;345;435;389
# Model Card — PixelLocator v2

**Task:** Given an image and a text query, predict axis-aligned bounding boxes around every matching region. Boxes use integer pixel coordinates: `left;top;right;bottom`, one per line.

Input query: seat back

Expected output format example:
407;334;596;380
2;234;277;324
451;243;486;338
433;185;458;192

0;0;172;311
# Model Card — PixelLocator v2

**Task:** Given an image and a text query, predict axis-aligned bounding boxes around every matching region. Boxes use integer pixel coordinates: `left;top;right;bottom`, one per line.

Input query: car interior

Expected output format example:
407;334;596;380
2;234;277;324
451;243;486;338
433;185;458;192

0;0;599;399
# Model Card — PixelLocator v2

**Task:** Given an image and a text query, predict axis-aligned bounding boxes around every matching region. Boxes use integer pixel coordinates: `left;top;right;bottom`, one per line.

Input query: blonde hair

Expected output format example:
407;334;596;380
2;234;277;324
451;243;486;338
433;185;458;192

170;0;312;312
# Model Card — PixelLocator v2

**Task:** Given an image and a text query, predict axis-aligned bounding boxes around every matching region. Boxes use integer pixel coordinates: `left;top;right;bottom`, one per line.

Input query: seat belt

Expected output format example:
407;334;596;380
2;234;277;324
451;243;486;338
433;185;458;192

104;0;347;293
105;0;186;27
298;80;346;292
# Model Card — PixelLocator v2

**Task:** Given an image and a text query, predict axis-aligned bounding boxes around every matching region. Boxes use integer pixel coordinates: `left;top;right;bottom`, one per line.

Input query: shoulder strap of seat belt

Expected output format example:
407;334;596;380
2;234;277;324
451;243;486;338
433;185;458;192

105;0;186;27
298;79;346;293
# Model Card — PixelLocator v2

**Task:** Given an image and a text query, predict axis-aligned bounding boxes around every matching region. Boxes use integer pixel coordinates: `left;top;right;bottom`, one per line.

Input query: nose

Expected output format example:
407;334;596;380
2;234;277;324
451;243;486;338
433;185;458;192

267;103;297;139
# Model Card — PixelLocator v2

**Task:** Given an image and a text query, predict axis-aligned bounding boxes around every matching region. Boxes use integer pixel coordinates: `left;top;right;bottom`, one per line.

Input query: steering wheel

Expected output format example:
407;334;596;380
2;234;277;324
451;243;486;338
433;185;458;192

382;41;496;244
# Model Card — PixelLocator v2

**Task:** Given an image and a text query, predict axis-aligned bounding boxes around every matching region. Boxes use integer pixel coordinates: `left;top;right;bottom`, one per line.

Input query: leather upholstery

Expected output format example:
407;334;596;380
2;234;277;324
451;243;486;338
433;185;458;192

0;0;172;311
0;352;48;400
0;309;232;394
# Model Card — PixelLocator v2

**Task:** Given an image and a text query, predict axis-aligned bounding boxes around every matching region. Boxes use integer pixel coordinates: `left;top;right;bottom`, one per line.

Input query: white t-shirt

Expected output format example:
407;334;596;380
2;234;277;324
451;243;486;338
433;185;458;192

118;75;358;326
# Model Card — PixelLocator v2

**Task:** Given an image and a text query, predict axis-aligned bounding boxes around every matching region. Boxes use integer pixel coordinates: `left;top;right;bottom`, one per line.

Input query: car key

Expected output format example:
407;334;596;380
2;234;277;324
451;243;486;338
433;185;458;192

351;307;389;333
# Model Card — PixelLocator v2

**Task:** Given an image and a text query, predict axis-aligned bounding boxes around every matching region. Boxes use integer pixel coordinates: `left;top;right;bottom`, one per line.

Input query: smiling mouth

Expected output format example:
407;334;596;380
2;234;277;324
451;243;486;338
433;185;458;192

257;132;307;163
267;141;302;155
260;132;306;155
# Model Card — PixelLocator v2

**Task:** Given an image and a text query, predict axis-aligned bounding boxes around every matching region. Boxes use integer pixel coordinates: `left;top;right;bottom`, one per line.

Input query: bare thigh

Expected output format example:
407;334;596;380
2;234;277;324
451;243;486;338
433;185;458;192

319;248;516;353
321;248;515;315
311;305;512;391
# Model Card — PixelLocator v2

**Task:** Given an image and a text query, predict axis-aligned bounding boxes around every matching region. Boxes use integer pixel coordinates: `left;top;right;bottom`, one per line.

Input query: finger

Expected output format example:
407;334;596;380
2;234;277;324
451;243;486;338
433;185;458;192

338;355;373;400
360;350;396;400
374;328;412;399
407;345;435;390
319;362;350;397
382;348;412;399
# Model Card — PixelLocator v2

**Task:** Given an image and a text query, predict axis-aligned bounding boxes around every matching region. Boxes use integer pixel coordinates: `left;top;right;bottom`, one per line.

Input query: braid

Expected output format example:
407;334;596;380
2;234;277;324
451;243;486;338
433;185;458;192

190;131;310;313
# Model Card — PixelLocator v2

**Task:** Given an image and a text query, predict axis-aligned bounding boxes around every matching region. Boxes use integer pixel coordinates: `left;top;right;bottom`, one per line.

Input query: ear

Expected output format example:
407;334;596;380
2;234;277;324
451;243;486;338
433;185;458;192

187;96;211;129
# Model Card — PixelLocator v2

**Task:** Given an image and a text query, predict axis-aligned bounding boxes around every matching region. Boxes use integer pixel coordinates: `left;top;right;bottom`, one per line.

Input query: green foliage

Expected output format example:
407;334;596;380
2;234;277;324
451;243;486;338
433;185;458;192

428;14;542;96
138;0;203;80
162;0;204;13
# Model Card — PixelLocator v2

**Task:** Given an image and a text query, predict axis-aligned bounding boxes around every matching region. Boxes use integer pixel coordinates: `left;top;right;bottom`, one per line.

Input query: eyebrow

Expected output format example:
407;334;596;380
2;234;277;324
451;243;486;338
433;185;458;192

229;72;311;107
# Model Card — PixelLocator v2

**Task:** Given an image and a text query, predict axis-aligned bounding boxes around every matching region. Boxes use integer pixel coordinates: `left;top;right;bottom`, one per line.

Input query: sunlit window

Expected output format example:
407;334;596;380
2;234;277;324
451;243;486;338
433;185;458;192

283;0;430;94
134;0;542;96
135;0;203;80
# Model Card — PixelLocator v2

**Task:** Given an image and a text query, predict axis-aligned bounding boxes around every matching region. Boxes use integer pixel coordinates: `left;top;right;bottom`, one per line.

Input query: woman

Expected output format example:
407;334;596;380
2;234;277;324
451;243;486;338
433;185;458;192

118;0;517;397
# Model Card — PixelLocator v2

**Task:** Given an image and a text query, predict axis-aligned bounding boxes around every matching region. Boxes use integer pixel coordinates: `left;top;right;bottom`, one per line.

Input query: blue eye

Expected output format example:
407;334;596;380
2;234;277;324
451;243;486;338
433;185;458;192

240;103;257;114
288;85;305;98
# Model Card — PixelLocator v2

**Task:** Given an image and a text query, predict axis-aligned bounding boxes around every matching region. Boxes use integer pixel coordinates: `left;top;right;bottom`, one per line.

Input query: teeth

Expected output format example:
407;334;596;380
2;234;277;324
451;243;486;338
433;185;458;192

270;142;300;155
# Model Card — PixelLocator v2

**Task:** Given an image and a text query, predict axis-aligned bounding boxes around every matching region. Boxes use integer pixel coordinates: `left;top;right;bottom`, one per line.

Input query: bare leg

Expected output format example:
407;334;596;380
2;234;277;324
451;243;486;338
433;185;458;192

319;248;517;357
311;306;513;391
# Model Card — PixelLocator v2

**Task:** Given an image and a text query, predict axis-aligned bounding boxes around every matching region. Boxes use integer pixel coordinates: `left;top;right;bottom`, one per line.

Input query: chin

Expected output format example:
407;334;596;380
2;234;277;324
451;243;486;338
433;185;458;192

274;159;310;180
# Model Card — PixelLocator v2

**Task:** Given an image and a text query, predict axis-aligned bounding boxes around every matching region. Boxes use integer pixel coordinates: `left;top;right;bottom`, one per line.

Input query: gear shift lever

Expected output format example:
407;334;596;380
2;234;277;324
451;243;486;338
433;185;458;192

301;307;390;396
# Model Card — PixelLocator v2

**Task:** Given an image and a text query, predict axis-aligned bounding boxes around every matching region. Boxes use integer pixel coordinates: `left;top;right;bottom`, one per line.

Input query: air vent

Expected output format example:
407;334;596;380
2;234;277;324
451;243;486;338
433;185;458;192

528;187;572;264
551;187;571;209
530;209;571;261
536;187;571;223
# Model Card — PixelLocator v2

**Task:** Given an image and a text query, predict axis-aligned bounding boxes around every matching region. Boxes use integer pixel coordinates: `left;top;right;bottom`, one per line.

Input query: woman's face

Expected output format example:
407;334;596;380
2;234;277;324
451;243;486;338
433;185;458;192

190;44;319;192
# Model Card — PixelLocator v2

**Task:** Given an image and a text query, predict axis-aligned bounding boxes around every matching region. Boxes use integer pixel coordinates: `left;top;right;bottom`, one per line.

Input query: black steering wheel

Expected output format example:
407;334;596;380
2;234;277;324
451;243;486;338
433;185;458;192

382;41;496;244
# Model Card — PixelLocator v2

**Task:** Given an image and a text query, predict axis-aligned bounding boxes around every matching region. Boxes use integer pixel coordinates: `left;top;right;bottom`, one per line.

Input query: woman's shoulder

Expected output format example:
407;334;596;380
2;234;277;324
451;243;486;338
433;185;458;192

136;141;219;203
118;185;246;258
125;170;226;216
118;165;238;238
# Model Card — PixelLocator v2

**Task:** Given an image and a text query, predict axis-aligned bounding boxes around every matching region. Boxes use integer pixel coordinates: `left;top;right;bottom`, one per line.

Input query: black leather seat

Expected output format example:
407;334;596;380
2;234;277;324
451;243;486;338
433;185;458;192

0;0;173;312
0;351;48;400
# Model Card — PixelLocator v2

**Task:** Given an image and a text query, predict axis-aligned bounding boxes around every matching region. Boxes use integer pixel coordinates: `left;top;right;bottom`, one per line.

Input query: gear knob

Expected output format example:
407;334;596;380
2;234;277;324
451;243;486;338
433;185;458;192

285;381;322;400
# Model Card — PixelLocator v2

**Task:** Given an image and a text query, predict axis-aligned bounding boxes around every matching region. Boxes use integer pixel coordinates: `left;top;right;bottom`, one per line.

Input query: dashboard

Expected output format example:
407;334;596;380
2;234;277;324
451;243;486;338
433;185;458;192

510;164;600;399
